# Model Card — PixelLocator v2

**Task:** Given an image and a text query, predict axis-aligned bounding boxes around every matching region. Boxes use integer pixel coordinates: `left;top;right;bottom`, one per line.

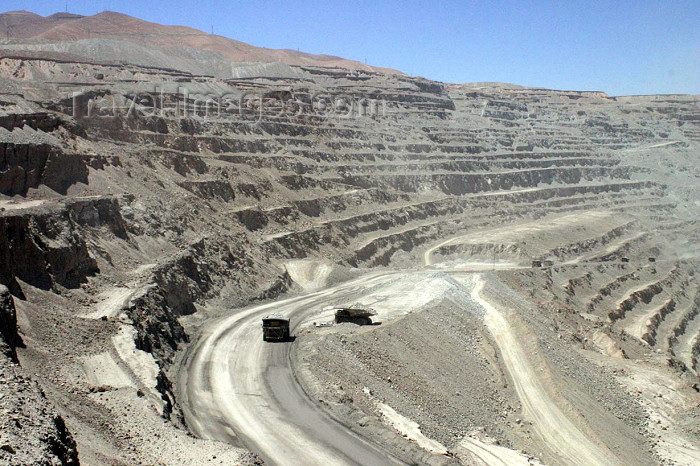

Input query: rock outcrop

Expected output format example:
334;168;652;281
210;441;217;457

0;284;18;362
0;285;80;465
0;204;99;297
0;143;88;196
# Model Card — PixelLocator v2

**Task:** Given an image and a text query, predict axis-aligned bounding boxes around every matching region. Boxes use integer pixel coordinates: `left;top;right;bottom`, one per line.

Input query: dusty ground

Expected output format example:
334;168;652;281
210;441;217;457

293;264;698;465
290;211;700;465
293;297;524;459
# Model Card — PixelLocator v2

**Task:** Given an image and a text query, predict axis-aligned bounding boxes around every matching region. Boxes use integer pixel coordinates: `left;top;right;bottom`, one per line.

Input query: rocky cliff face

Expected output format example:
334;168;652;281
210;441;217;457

0;142;88;195
0;284;18;361
0;285;80;465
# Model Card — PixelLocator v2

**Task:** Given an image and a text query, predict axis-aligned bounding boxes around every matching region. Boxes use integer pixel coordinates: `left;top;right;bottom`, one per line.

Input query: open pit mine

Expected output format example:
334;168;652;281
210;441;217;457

0;10;699;466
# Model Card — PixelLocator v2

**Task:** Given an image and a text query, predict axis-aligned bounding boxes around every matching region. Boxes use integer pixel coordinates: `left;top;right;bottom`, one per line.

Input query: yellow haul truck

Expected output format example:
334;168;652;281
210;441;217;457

262;313;290;342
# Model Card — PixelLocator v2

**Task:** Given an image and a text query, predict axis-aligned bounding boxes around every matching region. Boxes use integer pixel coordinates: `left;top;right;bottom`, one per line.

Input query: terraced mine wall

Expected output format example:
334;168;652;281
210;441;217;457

0;52;698;462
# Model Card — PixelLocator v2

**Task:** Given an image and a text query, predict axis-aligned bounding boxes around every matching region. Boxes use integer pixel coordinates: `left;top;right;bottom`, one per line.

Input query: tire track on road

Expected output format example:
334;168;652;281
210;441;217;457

471;274;622;466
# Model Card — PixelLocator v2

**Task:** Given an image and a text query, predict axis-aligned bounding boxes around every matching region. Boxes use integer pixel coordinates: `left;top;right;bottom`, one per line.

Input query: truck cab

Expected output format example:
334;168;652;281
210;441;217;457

262;314;290;342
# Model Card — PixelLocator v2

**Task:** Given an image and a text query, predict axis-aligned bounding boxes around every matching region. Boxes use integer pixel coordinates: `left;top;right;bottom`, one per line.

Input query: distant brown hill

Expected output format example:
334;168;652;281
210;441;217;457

0;10;401;74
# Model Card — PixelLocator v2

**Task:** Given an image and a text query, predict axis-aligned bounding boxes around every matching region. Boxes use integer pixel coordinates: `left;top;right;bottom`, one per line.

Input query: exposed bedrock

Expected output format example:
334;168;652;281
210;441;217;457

0;143;51;195
127;285;190;367
668;293;700;361
121;236;292;423
0;284;18;362
608;266;682;322
0;112;63;132
177;179;235;202
149;149;209;176
343;166;631;194
0;46;697;465
235;207;269;231
0;196;129;296
0;143;88;196
129;235;291;368
0;285;80;465
0;207;98;296
68;197;129;238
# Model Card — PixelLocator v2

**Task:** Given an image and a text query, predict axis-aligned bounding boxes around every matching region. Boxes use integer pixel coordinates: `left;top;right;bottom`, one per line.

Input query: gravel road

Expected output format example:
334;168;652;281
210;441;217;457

470;274;622;466
177;272;406;465
178;264;636;465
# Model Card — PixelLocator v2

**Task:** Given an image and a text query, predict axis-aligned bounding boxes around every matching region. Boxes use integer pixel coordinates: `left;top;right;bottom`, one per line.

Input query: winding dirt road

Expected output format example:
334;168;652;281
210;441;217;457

470;274;621;466
177;272;405;465
178;261;623;465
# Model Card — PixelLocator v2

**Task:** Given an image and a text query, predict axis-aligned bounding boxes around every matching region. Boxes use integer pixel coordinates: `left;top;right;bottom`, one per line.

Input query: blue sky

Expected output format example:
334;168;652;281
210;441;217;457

4;0;699;95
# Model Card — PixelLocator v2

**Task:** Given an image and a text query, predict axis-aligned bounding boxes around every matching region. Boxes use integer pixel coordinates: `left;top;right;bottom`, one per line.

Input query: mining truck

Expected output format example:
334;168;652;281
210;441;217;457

333;306;377;326
262;313;290;342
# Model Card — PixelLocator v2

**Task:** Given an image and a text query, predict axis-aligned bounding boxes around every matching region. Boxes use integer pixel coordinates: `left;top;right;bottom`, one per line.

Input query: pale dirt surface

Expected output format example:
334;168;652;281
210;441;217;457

79;352;134;389
9;285;257;466
290;271;528;464
486;267;700;465
618;364;700;465
470;274;621;466
177;271;407;465
289;206;699;465
84;387;258;466
291;266;654;465
455;436;543;466
81;286;137;319
180;262;575;464
379;403;449;454
0;198;46;210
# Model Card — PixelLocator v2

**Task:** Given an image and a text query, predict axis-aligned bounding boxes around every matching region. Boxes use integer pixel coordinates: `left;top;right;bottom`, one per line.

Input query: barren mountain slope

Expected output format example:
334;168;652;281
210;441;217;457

0;15;699;465
0;10;401;74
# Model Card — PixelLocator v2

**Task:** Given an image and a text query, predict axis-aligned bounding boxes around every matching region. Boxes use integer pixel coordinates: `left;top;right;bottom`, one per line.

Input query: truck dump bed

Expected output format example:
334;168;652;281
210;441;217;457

332;305;377;325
